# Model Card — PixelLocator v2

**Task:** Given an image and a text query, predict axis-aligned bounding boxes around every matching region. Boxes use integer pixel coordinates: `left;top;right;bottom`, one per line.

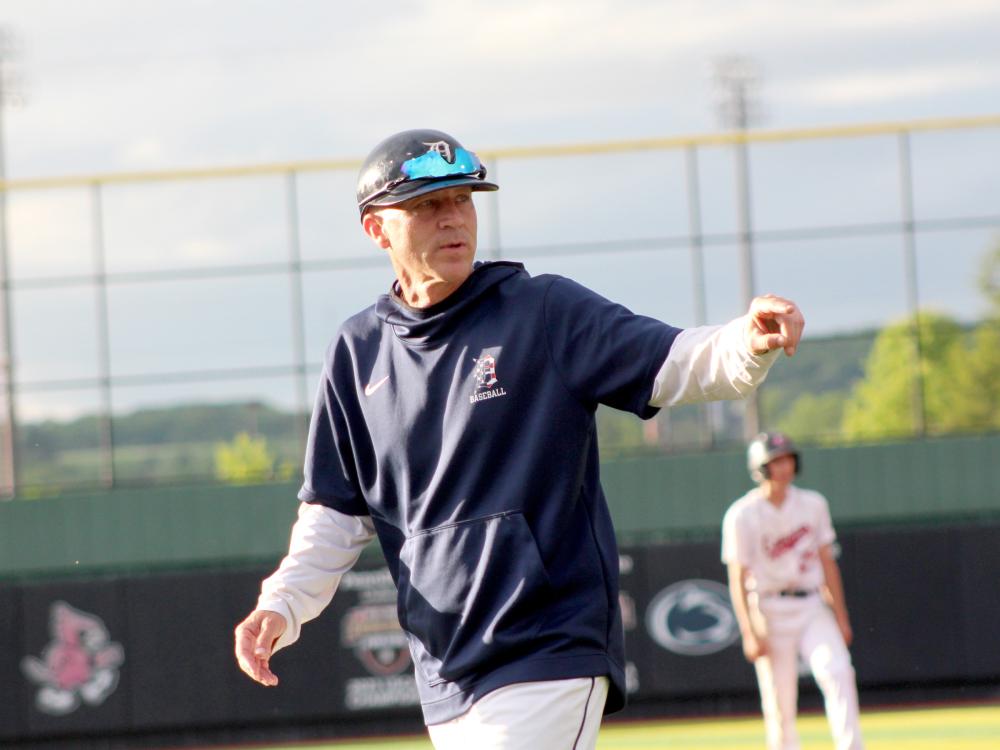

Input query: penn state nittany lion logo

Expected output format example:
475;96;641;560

645;580;739;656
21;601;125;715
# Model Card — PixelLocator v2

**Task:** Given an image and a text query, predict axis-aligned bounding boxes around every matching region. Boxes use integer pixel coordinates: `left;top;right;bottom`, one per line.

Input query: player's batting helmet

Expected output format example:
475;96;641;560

747;431;801;483
356;129;499;218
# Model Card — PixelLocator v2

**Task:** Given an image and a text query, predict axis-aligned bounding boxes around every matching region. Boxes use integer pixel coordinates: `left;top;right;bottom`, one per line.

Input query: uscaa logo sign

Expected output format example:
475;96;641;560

339;568;419;711
341;603;411;676
645;579;739;656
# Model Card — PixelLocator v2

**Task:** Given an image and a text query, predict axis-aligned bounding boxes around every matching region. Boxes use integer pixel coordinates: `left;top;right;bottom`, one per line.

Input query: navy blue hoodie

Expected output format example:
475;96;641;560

300;261;681;723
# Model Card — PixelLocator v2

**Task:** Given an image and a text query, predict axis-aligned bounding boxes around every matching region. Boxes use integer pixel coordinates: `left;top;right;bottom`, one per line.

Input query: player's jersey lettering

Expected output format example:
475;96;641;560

764;525;810;559
469;387;507;404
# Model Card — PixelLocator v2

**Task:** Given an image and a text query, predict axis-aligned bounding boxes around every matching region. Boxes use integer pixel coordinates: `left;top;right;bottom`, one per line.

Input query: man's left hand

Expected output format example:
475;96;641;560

745;294;804;357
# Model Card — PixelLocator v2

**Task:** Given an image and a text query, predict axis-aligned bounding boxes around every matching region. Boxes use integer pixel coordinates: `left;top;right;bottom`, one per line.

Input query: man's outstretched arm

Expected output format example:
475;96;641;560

650;294;804;407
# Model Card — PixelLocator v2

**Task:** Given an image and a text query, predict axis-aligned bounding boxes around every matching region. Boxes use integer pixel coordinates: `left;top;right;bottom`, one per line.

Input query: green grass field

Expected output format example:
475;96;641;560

210;703;999;749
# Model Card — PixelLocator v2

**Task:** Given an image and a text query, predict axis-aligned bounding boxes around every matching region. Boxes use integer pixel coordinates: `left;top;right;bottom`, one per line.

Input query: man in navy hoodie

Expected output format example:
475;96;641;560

235;129;804;749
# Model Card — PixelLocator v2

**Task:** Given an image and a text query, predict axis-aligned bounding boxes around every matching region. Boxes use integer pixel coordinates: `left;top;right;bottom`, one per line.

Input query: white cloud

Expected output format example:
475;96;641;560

818;0;1000;32
6;190;94;276
0;0;995;426
787;64;1000;106
118;137;171;169
3;0;999;179
174;238;234;264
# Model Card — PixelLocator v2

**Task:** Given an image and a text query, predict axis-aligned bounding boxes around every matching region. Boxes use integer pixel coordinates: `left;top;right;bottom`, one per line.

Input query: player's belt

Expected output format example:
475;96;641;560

775;588;817;598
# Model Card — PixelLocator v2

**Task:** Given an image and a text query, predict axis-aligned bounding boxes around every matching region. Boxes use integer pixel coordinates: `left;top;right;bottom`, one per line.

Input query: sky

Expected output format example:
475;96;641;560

1;0;999;424
2;0;999;178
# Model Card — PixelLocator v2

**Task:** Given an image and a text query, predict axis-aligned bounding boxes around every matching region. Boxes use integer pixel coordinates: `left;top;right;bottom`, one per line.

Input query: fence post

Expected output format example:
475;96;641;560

897;130;927;435
733;131;760;439
0;78;15;498
684;144;715;448
484;157;502;260
284;171;310;452
91;182;115;488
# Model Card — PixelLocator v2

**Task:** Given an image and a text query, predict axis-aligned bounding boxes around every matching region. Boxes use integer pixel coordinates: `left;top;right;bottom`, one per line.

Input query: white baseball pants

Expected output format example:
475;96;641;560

752;596;864;750
427;676;609;750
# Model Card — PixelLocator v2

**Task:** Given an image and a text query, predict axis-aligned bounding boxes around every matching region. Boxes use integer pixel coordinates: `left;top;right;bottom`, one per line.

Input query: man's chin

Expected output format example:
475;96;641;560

438;251;475;273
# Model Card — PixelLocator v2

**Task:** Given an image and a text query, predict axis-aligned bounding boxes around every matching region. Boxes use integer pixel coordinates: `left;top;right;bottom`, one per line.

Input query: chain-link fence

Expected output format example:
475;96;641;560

1;115;998;497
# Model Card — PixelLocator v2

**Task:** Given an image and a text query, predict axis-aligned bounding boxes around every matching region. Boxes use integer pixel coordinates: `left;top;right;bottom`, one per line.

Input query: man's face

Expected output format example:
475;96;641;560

365;185;478;297
765;454;796;484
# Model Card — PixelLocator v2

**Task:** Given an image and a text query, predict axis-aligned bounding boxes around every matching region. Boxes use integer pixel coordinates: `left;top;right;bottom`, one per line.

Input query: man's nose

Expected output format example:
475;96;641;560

437;198;465;227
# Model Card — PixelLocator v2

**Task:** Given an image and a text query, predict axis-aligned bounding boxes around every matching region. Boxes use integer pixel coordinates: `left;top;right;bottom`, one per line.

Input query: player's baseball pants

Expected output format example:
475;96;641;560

752;595;864;750
427;676;609;750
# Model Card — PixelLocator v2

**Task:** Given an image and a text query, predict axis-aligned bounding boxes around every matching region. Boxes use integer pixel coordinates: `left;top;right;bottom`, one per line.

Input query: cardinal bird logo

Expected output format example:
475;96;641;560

20;601;125;715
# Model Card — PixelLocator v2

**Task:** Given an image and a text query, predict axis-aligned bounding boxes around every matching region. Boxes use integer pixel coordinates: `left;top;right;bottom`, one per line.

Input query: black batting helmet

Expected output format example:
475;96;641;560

356;129;499;218
747;431;801;483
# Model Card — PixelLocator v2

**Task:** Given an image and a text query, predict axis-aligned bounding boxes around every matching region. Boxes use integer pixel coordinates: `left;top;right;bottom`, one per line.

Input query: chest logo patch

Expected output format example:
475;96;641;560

470;351;508;404
364;374;390;396
763;525;811;560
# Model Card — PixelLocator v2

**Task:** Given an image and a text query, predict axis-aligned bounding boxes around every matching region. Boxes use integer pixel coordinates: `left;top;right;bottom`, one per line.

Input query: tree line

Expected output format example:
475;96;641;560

15;240;1000;491
600;239;1000;449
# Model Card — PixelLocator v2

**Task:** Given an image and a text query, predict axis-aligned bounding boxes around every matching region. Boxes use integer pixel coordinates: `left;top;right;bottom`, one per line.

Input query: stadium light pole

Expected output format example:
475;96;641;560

714;56;762;442
0;27;18;498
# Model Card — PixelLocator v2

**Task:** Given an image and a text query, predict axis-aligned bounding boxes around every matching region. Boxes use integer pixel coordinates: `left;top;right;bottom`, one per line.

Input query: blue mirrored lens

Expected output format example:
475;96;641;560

401;144;481;180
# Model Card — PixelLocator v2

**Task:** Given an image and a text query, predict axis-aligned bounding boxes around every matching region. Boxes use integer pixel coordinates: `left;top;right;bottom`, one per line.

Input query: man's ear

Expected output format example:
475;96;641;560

362;210;391;249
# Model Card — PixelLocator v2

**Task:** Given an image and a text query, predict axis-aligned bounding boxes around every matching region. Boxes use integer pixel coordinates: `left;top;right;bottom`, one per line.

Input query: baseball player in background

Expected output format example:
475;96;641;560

234;128;805;750
722;432;864;750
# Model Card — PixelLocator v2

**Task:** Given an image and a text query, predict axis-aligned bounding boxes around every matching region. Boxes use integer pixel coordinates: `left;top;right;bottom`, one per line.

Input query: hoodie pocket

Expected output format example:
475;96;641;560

397;511;552;688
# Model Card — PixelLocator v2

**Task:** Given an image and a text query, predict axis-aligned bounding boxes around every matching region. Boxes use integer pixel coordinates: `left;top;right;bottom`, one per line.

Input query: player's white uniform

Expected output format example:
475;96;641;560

722;485;864;750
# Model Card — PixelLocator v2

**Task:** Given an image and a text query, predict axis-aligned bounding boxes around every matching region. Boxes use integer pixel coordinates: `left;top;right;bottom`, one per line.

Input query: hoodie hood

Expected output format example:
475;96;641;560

375;261;524;346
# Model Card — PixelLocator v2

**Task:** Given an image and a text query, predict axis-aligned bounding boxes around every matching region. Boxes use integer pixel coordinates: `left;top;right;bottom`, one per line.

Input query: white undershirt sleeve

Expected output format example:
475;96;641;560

256;502;377;652
649;315;781;407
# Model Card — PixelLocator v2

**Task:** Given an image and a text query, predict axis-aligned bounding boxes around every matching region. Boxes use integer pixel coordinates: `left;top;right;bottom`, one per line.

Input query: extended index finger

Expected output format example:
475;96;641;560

752;295;804;356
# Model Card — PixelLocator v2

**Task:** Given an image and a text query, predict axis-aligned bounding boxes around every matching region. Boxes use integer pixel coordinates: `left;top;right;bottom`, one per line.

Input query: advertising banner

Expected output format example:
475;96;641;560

621;543;757;699
17;581;130;737
4;522;999;745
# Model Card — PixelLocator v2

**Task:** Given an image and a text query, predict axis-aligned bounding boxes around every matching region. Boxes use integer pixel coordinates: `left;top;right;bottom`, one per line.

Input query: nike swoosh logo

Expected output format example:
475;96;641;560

364;375;390;396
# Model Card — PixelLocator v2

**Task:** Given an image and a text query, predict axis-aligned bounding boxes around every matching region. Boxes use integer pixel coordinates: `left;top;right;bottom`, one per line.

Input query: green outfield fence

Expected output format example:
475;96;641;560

0;114;999;498
2;431;998;579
